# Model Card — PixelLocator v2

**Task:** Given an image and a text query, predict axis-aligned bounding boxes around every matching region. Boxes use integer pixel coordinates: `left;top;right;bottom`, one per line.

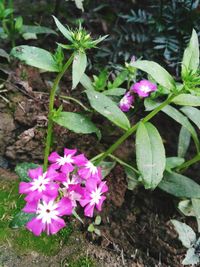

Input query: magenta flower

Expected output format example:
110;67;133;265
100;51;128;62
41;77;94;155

119;92;134;112
78;160;101;181
80;179;108;217
63;184;83;208
131;79;157;97
48;148;77;173
19;167;59;202
23;198;72;236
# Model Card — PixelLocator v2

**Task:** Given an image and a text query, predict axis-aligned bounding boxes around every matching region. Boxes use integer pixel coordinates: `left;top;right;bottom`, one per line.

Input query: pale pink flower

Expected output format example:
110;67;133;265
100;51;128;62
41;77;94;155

131;79;157;97
119;92;134;112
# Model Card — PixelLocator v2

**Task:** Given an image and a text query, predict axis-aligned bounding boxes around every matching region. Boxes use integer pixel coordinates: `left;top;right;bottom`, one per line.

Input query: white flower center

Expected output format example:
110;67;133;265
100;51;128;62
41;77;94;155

36;200;59;224
56;154;74;166
85;161;98;175
140;85;151;93
90;188;101;205
30;173;50;192
120;97;129;105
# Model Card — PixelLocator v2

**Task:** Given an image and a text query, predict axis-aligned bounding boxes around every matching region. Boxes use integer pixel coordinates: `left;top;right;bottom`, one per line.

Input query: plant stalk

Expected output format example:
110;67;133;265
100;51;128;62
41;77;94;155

95;94;176;165
177;153;200;172
43;53;74;171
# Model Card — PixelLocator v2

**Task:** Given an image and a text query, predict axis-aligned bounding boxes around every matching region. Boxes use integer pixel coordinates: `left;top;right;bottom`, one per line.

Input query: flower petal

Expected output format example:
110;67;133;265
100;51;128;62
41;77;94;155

26;218;43;236
28;167;43;180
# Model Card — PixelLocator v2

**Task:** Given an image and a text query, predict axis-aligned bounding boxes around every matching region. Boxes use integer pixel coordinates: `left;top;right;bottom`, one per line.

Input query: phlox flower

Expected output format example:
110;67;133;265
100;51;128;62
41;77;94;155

131;79;157;97
23;198;72;236
80;178;108;217
62;184;83;208
19;167;59;202
74;154;101;181
48;148;77;173
119;92;134;112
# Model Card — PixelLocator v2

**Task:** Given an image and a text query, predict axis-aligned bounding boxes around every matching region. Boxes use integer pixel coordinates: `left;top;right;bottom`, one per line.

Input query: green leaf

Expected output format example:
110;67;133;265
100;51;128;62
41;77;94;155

22;32;37;40
178;126;191;158
10;45;59;72
15;162;39;182
171;220;196;248
74;0;84;11
182;248;200;265
182;29;199;77
173;94;200;106
22;25;57;35
144;98;161;111
136;122;166;189
162;105;199;151
191;199;200;233
94;216;101;225
165;157;185;172
52;111;101;139
159;172;200;198
103;88;126;96
181;106;200;129
88;224;95;232
94;229;101;236
178;199;195;217
15;16;23;31
132;60;175;90
109;70;128;89
9;211;35;229
85;90;130;131
97;161;116;178
124;165;139;190
0;48;9;61
80;73;94;91
53;16;72;41
72;51;87;89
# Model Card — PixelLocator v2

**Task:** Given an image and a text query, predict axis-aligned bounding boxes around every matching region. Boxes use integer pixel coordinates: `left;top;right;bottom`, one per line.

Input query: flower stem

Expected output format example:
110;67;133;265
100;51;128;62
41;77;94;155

95;94;176;165
176;153;200;172
43;54;74;171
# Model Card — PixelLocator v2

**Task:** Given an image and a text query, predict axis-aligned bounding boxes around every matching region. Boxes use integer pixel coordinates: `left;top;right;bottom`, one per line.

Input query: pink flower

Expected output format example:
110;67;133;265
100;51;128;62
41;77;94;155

63;184;83;208
48;148;77;173
80;179;108;217
23;198;72;236
78;160;101;181
119;92;134;112
131;80;157;97
19;167;59;202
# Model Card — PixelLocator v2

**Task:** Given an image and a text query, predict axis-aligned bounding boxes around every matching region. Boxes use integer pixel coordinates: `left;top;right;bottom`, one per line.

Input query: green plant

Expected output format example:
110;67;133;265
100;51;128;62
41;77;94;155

0;0;56;47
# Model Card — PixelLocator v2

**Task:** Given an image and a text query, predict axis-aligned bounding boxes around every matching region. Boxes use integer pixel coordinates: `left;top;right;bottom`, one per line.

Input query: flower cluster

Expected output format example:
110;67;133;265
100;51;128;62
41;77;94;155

19;148;108;236
119;79;157;112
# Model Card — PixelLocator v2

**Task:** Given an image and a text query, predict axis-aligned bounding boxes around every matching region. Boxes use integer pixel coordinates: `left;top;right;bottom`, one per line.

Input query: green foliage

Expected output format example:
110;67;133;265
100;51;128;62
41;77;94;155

159;172;200;198
162;105;199;152
171;220;200;265
52;111;101;139
136;122;166;189
97;161;116;178
15;162;39;182
182;29;199;78
85;89;130;131
89;0;200;72
9;211;35;229
132;60;175;90
10;46;60;72
177;127;191;158
72;51;87;89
